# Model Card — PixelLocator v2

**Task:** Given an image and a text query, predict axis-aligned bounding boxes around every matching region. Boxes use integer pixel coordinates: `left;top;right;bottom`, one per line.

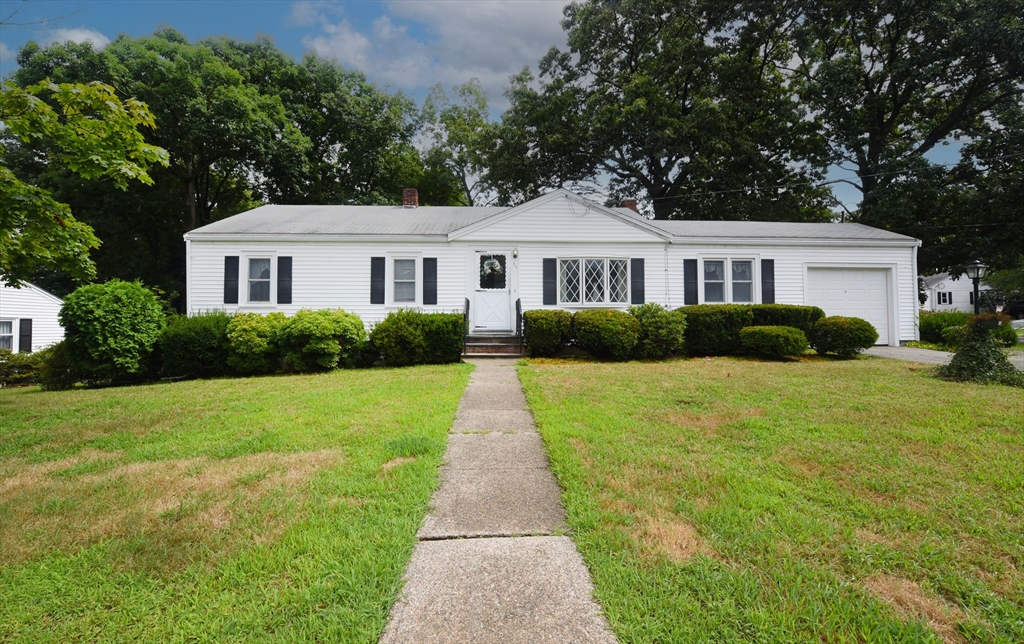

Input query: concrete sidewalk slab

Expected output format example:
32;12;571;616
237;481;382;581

468;369;522;385
451;409;537;433
418;468;566;539
458;384;529;410
380;536;617;644
444;433;551;470
865;346;953;364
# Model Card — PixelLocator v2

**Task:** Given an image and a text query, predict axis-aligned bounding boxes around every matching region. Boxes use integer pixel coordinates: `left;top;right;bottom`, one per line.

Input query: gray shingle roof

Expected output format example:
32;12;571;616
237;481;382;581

922;272;951;287
644;219;916;241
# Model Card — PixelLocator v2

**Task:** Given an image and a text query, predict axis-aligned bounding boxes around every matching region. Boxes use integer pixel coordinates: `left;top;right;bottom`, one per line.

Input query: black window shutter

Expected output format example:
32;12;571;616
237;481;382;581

543;258;557;305
18;319;32;353
423;258;438;305
224;256;239;304
370;257;385;304
683;259;698;305
630;258;645;304
277;257;292;304
761;259;775;304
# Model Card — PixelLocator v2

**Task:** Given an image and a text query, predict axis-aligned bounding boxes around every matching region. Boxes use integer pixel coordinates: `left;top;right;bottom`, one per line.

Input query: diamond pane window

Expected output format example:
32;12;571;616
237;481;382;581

248;258;271;302
608;260;628;303
394;259;416;302
585;259;605;302
704;260;725;303
560;259;581;303
732;260;753;303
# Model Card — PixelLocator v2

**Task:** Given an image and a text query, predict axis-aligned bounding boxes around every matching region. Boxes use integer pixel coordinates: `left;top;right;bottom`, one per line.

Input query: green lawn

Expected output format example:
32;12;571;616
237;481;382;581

520;356;1024;643
0;364;471;643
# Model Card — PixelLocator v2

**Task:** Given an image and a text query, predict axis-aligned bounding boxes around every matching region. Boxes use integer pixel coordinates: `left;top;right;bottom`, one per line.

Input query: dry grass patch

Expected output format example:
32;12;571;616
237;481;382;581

379;456;417;472
863;574;968;643
640;514;711;562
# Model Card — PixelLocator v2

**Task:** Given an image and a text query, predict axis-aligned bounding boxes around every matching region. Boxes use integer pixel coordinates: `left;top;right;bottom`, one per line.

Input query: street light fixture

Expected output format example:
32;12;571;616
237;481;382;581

965;259;988;315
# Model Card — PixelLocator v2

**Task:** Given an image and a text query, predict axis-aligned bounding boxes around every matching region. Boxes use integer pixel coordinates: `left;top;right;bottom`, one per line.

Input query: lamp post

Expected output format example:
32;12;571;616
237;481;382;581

965;260;988;315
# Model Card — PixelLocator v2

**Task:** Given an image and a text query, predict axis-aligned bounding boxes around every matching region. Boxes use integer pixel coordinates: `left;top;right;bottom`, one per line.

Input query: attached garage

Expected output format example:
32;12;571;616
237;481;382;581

806;267;892;345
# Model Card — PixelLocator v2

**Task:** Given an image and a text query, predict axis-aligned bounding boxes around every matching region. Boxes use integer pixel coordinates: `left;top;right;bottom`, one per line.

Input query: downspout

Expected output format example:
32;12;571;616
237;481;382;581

184;236;192;316
664;243;671;309
912;243;920;342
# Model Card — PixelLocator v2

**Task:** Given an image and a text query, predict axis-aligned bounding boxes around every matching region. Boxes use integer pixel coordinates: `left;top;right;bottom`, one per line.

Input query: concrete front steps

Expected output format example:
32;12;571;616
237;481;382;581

463;335;525;358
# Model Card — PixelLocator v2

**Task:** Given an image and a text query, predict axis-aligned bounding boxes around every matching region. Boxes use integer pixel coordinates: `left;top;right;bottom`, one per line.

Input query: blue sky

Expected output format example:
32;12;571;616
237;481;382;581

1;0;962;212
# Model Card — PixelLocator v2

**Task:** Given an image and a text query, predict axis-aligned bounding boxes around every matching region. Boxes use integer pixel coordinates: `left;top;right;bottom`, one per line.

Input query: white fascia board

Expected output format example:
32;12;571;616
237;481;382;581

668;236;922;248
447;188;673;242
184;233;451;243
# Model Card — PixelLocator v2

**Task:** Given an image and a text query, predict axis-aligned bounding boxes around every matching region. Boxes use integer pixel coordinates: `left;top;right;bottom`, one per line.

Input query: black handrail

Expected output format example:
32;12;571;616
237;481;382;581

515;298;523;354
462;298;470;356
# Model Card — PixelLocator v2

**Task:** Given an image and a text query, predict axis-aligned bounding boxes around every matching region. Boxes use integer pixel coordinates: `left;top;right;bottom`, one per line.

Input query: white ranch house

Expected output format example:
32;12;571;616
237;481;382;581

921;272;990;313
0;281;64;353
184;189;922;346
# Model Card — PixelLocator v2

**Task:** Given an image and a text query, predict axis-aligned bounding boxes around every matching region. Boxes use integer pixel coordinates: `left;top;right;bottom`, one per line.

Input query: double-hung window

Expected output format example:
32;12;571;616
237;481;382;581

702;258;755;303
731;260;753;303
559;258;628;305
393;259;416;303
248;258;271;302
0;320;12;351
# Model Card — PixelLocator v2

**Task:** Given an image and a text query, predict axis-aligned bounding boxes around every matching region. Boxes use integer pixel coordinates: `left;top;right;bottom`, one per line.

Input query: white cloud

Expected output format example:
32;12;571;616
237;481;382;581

299;1;570;106
0;41;15;63
42;27;111;49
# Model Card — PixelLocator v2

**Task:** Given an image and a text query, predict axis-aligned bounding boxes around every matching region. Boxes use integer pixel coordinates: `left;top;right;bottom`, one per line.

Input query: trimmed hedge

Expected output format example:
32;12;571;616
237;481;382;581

0;349;47;387
740;326;809;359
159;311;232;378
370;310;464;367
810;316;879;358
523;310;573;357
675;305;754;356
278;309;367;372
750;304;825;335
226;312;288;375
938;322;1023;387
60;280;166;383
919;310;970;344
629;303;687;359
572;309;640;361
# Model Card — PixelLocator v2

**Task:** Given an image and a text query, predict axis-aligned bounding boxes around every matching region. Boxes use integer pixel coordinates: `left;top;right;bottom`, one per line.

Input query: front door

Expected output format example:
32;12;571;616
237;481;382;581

473;251;512;332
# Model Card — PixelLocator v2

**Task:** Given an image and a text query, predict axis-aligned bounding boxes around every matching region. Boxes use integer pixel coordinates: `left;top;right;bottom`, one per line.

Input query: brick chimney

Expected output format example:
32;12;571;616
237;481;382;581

620;199;639;213
402;187;419;208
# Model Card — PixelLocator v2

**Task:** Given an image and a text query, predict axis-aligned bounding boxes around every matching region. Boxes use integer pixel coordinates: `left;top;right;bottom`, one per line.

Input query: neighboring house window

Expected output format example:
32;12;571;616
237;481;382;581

704;261;725;302
703;258;755;303
394;259;416;303
0;320;12;351
559;258;629;305
937;291;952;305
248;258;272;302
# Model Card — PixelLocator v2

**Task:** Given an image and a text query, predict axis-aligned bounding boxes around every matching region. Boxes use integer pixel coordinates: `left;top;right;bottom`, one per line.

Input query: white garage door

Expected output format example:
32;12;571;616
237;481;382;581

806;268;890;345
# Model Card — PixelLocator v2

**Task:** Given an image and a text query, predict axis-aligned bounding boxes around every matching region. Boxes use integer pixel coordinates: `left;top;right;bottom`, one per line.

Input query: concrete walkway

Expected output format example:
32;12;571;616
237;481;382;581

865;345;1024;370
380;359;618;644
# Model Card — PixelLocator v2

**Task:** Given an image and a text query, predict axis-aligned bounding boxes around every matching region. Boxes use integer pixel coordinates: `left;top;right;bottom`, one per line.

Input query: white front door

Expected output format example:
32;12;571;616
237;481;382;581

473;251;512;332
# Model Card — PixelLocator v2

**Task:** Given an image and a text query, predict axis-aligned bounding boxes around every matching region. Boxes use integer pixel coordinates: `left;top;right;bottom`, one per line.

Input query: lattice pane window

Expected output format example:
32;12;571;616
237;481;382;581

585;259;605;303
608;260;629;303
560;259;581;303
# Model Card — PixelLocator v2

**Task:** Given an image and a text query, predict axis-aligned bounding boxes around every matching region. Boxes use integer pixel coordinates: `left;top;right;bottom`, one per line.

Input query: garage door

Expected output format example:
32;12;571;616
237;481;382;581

806;268;889;345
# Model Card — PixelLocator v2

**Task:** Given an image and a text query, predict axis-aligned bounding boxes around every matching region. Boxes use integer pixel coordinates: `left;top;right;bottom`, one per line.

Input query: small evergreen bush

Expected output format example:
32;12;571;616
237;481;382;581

226;312;288;375
750;304;826;335
419;313;465;364
278;309;366;372
740;326;809;359
38;342;79;390
523;310;573;357
919;310;971;343
60;280;166;383
158;311;232;378
370;310;464;367
675;304;754;356
629;303;686;359
810;316;879;358
940;325;967;348
937;322;1023;387
572;309;640;361
0;349;46;386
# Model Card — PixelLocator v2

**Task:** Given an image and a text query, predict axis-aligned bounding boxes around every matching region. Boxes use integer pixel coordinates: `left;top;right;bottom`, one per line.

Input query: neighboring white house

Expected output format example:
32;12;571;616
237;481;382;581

0;281;65;353
184;189;922;346
921;272;991;312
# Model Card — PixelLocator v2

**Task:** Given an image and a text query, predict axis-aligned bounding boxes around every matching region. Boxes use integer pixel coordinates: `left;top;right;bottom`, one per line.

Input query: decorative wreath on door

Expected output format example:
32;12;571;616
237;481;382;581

480;257;505;278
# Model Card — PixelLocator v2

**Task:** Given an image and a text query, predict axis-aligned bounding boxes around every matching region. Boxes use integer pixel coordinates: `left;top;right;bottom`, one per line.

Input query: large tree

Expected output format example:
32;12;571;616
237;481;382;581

421;79;494;206
483;0;833;219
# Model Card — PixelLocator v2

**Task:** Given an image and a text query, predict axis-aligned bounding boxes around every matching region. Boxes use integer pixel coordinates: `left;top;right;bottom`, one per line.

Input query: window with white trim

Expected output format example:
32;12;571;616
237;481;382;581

248;258;271;302
0;320;12;351
559;258;629;305
702;258;756;303
704;261;725;302
393;259;416;303
732;260;753;303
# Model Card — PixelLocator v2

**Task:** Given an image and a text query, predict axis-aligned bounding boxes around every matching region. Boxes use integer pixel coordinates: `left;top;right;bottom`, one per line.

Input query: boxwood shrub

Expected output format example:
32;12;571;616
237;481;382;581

740;326;809;359
919;310;971;344
750;304;825;335
0;349;47;387
523;310;573;357
675;304;754;356
226;312;288;375
572;309;640;361
810;316;879;358
158;311;232;378
60;279;166;383
278;309;366;372
629;303;686;359
370;310;464;367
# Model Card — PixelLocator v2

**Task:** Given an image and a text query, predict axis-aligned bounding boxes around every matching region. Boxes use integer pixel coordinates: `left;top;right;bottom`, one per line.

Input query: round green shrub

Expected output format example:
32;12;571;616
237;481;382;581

523;310;573;357
60;280;166;383
810;316;879;358
629;303;686;359
158;311;232;378
940;325;967;348
572;309;640;361
937;322;1023;387
370;309;428;367
740;326;809;359
278;309;366;372
226;312;288;375
919;310;971;344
